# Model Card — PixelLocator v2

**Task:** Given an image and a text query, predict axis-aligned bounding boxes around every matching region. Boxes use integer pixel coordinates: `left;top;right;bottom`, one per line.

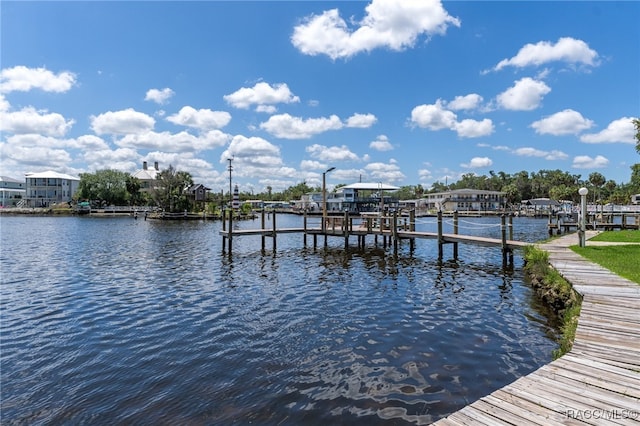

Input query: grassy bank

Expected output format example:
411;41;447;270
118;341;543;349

523;246;581;359
571;230;640;284
589;230;640;243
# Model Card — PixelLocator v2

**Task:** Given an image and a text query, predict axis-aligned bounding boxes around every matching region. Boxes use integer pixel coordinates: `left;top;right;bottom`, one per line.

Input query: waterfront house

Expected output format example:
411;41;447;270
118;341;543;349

0;176;26;207
132;161;160;193
186;183;210;202
421;189;505;213
521;198;560;217
340;183;400;213
292;182;400;214
25;171;80;207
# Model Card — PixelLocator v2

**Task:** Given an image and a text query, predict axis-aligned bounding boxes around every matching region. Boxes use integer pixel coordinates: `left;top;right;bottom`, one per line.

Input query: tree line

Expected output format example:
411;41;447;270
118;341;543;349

76;119;640;210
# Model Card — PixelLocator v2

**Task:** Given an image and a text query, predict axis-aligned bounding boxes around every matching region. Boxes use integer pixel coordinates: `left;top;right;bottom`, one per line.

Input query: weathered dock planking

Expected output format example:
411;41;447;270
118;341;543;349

219;210;524;264
432;231;640;425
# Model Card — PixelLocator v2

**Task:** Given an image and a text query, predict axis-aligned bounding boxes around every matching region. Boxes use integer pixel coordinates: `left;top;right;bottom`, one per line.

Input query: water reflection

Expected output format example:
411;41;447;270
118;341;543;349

1;215;558;425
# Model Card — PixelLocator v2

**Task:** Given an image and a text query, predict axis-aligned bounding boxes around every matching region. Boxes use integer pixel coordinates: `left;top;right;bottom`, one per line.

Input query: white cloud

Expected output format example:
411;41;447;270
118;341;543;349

513;147;568;160
345;113;377;128
0;66;76;93
461;157;492;168
83;147;140;172
4;133;109;151
143;152;218;185
223;82;300;110
410;100;493;138
496;77;551;111
145;88;175;105
91;108;155;135
493;37;599;71
530;109;594;135
291;0;460;60
116;129;230;152
572;155;609;169
446;94;483;111
418;168;433;181
220;135;284;176
166;106;231;131
364;161;406;183
256;105;277;114
306;144;360;162
0;107;74;136
410;100;457;130
75;135;111;151
0;94;9;112
580;117;636;144
0;143;72;168
260;113;343;139
300;160;326;170
454;118;494;138
369;135;394;151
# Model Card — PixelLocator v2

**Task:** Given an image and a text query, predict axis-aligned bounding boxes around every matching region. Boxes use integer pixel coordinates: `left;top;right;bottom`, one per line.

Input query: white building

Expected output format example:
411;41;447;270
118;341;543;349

421;189;505;212
0;176;26;207
292;182;400;213
25;171;80;207
131;161;160;193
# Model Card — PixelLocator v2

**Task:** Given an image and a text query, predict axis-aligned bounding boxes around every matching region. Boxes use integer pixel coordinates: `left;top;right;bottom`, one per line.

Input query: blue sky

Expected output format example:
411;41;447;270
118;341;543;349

1;1;639;194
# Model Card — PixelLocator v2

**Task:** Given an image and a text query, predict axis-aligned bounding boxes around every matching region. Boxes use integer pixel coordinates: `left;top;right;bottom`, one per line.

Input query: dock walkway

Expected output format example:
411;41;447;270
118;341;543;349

433;231;640;425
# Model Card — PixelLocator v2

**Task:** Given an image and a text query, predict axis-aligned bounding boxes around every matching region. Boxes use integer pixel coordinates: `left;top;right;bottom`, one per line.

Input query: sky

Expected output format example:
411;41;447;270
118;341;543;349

1;0;639;195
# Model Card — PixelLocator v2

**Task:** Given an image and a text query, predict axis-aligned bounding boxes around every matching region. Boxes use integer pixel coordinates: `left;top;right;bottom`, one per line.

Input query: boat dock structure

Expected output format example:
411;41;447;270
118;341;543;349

433;231;640;425
219;209;526;265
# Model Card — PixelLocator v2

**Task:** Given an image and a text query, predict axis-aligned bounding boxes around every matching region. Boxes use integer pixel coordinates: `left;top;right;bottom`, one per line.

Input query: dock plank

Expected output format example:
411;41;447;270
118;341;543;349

432;232;640;425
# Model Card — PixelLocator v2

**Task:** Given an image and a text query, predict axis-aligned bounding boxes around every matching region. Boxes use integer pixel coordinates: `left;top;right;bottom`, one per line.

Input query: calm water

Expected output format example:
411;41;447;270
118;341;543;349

1;214;558;425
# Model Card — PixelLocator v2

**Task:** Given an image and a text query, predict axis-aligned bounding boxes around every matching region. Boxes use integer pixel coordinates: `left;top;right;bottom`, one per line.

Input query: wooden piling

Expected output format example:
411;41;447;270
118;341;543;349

228;207;233;253
437;210;443;260
453;210;459;260
271;209;277;251
393;210;398;253
303;211;307;246
261;208;266;251
344;210;349;248
222;207;227;252
409;209;415;251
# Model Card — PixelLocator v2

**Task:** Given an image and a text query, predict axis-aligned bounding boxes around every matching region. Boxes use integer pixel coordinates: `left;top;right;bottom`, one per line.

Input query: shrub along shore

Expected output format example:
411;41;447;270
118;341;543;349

523;245;581;359
525;230;639;359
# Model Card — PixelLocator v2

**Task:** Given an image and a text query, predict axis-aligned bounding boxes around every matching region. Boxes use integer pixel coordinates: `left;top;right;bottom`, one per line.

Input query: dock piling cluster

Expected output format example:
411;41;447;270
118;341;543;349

221;209;521;266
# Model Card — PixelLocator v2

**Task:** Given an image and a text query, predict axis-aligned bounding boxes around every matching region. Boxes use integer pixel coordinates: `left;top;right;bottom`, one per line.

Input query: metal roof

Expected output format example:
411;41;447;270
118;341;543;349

524;198;560;206
24;171;80;180
340;182;400;191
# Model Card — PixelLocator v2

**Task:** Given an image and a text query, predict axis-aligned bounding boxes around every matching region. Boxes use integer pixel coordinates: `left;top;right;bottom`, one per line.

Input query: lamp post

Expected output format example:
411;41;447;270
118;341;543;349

579;187;588;247
322;167;335;232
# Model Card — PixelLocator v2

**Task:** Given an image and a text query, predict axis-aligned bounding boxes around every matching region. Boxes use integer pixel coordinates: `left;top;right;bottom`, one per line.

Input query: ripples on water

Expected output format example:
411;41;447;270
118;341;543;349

1;215;559;425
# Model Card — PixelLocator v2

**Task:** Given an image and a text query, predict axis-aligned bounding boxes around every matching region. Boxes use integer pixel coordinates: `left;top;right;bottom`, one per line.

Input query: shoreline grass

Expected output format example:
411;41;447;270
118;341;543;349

571;244;640;284
589;230;640;243
523;246;581;359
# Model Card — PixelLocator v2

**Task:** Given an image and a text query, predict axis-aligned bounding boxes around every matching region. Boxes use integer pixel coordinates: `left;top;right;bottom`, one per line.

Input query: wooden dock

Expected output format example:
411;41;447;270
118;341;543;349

219;210;524;264
432;231;640;425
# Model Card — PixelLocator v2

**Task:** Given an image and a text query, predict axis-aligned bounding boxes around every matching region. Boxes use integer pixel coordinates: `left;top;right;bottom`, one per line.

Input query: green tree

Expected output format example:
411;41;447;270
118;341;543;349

77;169;131;206
153;165;194;212
629;163;640;194
125;175;143;205
633;118;640;154
501;183;520;206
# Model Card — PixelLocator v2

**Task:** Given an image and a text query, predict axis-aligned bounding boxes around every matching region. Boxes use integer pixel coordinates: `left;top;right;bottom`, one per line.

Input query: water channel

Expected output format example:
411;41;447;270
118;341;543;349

1;214;559;424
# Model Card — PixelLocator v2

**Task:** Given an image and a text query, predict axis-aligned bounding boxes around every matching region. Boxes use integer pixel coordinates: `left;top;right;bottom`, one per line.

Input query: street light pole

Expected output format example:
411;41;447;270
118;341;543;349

322;167;335;232
579;187;588;247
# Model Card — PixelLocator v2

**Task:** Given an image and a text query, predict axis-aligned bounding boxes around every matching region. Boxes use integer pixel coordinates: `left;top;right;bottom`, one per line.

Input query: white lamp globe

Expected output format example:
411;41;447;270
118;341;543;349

578;187;588;196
